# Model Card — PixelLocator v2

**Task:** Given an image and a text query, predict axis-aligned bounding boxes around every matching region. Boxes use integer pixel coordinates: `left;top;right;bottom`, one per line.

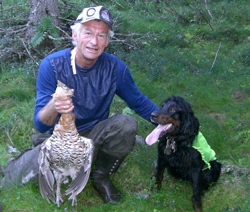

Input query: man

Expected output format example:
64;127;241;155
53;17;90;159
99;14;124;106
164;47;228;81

1;6;158;204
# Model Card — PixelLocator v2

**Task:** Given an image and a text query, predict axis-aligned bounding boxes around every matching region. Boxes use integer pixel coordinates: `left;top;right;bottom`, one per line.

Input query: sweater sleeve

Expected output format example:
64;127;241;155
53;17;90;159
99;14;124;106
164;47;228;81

116;59;159;122
33;58;57;133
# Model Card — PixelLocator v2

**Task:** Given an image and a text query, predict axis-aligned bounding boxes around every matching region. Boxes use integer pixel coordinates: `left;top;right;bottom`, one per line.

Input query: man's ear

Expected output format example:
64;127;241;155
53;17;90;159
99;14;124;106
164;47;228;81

72;30;78;42
105;40;109;47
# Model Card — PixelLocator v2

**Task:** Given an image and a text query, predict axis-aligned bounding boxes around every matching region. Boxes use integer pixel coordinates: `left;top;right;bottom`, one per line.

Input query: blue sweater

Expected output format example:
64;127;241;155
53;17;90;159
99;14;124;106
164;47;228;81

34;48;159;133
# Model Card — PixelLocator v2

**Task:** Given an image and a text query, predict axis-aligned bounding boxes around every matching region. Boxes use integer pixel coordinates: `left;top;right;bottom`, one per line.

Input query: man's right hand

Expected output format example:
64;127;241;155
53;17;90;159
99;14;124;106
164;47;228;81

38;89;75;126
54;95;74;114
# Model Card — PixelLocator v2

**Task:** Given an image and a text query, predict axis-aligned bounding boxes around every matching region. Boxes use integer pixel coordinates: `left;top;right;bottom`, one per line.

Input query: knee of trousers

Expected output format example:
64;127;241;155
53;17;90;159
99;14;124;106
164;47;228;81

113;114;138;133
110;114;138;139
97;114;138;157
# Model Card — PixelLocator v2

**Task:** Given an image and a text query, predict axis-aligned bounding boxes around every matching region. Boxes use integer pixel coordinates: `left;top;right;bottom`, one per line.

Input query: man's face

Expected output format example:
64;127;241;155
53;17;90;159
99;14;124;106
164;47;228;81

72;20;110;68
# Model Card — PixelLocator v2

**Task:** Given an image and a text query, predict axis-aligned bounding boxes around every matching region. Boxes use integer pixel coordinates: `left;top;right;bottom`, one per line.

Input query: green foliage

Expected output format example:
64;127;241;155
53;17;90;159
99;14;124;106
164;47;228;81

0;63;36;150
0;146;8;168
31;16;60;47
240;47;250;67
0;35;26;62
122;107;133;116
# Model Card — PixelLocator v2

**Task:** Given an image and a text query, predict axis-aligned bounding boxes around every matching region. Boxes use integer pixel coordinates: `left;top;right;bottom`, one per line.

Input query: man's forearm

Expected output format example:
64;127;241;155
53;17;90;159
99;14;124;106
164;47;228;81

38;98;59;126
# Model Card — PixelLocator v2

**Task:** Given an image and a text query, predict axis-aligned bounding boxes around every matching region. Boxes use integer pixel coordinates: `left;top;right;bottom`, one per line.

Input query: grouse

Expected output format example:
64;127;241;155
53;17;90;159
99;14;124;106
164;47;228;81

38;80;94;207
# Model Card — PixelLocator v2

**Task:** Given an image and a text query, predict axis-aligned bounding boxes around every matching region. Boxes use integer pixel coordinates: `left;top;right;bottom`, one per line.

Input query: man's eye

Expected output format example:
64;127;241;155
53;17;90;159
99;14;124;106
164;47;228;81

99;34;106;39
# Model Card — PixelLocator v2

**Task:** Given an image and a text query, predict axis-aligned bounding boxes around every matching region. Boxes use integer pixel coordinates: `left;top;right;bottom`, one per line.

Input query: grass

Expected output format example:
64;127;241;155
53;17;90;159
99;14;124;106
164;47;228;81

1;0;250;211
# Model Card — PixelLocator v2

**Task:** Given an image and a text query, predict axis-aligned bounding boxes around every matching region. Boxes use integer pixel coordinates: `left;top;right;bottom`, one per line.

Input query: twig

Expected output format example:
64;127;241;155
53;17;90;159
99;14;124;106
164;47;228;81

163;0;189;23
145;1;156;17
183;0;196;12
115;31;163;38
193;0;213;30
54;25;71;38
115;32;149;37
204;0;214;19
113;0;124;8
44;32;71;41
89;0;98;4
111;37;137;48
210;41;221;72
5;25;27;34
111;30;164;48
21;38;39;66
48;43;72;55
30;1;40;15
5;129;14;146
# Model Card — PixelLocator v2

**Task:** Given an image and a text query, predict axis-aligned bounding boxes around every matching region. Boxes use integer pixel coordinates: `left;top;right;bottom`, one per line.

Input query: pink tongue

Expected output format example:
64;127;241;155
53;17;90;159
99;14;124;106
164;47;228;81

146;124;170;146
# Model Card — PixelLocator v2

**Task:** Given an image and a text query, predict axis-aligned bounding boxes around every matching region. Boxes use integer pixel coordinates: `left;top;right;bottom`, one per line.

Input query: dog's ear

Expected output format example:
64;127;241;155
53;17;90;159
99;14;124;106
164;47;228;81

178;98;200;138
181;113;200;136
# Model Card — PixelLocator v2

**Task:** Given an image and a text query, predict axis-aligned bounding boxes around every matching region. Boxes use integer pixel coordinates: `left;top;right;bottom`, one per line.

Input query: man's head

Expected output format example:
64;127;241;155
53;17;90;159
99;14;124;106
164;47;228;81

71;6;114;46
70;6;115;68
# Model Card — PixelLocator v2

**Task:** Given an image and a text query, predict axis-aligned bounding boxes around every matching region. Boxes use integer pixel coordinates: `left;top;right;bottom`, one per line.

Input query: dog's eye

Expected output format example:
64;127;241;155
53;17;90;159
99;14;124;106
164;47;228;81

169;104;176;112
170;108;176;112
160;104;164;108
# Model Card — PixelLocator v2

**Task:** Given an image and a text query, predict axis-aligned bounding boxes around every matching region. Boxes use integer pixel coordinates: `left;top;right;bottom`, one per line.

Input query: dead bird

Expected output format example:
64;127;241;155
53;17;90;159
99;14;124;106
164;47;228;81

38;80;94;207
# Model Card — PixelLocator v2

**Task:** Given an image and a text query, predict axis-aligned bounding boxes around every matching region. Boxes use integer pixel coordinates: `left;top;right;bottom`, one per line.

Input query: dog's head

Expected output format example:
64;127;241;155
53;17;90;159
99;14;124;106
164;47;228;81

146;96;200;146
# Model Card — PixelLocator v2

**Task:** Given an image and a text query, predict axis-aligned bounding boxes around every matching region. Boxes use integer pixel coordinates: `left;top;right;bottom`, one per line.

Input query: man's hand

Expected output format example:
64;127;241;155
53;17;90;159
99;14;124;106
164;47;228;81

54;94;74;114
39;89;74;126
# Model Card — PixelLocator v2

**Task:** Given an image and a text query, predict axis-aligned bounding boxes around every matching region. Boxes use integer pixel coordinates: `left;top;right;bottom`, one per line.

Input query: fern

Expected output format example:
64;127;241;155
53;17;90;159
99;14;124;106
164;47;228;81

31;31;45;47
31;16;59;47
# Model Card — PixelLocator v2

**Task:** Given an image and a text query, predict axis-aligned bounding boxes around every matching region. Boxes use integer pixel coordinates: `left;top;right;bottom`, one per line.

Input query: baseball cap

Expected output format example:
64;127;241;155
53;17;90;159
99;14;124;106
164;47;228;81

74;6;113;29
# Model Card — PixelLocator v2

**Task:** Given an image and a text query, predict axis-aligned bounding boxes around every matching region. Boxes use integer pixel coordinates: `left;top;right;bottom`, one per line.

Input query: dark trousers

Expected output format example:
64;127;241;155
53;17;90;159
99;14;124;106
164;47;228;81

1;114;138;188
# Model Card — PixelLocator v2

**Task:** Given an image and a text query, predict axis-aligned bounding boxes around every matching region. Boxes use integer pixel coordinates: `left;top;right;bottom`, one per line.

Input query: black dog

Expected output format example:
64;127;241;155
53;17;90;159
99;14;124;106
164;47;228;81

146;96;221;212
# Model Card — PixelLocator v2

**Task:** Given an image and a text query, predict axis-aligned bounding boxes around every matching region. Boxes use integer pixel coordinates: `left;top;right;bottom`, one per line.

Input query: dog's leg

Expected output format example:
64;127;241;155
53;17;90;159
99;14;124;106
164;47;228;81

190;168;203;212
155;156;165;190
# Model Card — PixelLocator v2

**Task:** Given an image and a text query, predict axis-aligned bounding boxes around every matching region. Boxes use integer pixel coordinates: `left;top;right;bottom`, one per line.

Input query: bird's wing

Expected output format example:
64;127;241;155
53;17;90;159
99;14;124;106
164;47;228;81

65;138;94;200
38;139;55;204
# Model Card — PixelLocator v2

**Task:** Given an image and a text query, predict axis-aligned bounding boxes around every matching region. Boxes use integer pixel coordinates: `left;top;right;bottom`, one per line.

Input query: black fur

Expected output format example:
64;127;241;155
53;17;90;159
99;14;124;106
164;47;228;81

150;96;221;212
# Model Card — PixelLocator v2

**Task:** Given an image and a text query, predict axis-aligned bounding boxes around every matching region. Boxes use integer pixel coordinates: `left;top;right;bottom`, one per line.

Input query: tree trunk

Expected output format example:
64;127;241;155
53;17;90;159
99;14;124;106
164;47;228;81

26;0;59;39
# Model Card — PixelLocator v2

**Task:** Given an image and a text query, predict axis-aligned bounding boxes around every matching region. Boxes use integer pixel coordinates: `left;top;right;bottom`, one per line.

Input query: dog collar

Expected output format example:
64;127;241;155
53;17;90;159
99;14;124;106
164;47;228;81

164;138;176;155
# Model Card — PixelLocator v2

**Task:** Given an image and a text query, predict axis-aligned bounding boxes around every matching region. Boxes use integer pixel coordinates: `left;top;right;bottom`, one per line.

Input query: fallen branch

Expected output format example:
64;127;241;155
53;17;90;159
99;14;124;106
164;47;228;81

21;38;39;66
210;41;221;72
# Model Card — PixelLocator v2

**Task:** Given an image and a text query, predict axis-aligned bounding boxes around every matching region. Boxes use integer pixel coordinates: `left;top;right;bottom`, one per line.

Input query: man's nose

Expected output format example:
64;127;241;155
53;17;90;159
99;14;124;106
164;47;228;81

90;35;98;45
